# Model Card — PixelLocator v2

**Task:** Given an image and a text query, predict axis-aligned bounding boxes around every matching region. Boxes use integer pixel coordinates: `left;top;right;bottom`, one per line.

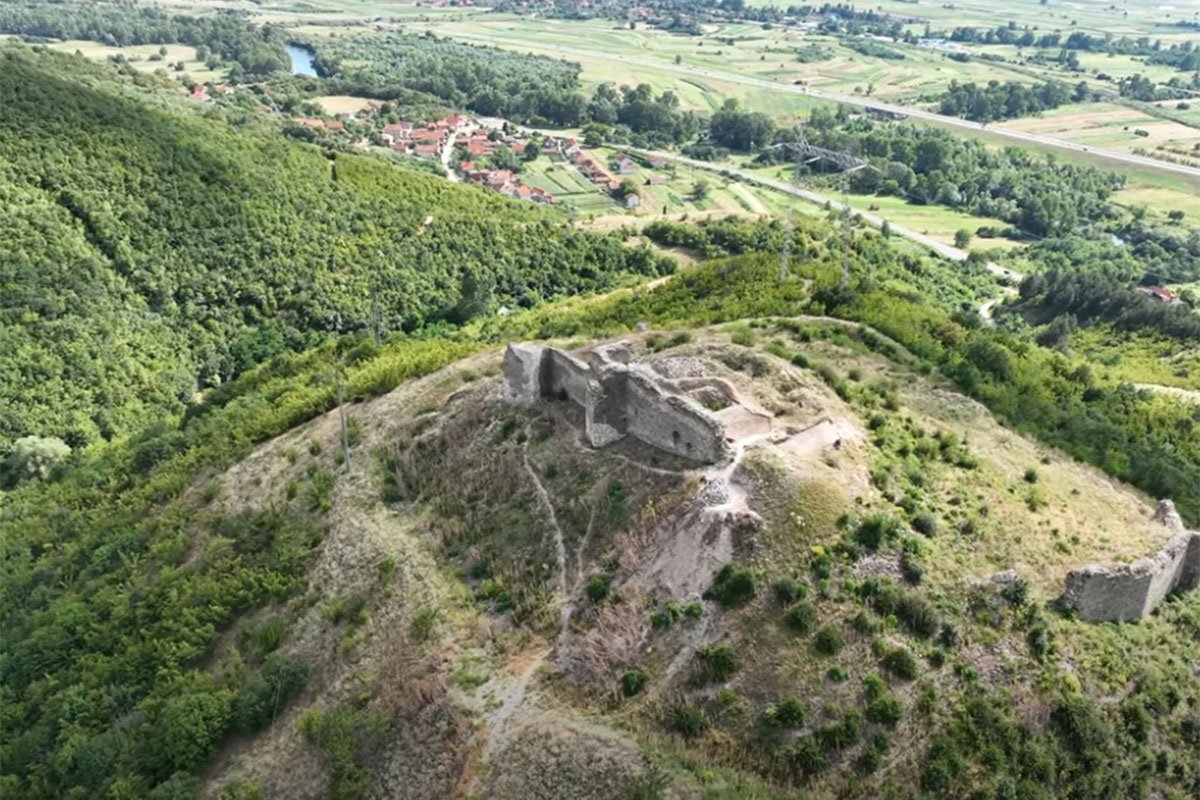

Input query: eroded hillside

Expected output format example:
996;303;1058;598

191;321;1200;800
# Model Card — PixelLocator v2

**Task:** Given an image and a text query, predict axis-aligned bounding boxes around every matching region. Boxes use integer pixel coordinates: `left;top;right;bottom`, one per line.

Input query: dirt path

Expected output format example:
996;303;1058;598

730;182;769;214
478;649;548;765
522;444;571;637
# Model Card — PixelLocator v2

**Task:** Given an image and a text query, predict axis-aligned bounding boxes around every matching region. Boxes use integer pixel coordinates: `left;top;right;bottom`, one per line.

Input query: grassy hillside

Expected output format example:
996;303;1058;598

0;47;669;453
2;244;1198;799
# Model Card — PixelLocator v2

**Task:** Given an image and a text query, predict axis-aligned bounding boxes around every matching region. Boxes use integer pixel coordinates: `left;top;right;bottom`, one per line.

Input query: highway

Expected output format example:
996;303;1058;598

432;29;1200;187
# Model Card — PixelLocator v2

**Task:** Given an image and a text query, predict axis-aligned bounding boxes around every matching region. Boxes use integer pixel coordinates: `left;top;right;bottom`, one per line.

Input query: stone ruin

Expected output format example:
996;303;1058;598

500;341;733;465
1059;500;1200;622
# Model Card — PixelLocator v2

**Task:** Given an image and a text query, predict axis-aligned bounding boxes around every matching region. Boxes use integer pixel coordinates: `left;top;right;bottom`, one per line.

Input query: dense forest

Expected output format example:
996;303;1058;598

0;0;290;76
0;48;670;453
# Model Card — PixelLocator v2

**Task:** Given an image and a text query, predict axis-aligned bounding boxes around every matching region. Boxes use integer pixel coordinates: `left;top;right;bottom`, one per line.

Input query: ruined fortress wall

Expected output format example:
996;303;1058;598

1062;532;1200;622
1182;534;1200;591
623;373;729;464
542;349;591;406
502;344;546;408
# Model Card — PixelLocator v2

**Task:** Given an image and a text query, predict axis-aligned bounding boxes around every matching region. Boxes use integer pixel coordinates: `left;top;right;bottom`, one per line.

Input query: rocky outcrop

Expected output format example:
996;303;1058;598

1060;501;1200;622
500;342;732;464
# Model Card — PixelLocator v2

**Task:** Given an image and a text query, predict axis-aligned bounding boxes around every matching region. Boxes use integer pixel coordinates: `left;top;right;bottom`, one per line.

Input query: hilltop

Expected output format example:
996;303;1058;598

5;302;1196;799
196;324;1198;800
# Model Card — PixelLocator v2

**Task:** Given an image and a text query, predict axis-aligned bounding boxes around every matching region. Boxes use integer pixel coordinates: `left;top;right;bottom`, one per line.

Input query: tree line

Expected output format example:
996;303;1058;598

0;0;290;76
312;34;701;143
937;79;1087;122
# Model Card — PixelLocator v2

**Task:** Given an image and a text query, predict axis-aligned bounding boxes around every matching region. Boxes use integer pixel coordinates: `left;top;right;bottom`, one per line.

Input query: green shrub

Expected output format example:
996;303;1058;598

666;701;708;739
866;694;903;727
911;512;938;537
863;673;888;702
765;697;806;728
1026;621;1054;660
814;625;845;656
791;736;826;777
1023;467;1039;484
784;601;817;634
882;647;919;680
669;331;692;347
900;550;925;585
857;732;890;774
865;580;940;639
233;655;310;734
252;617;288;657
625;767;669;800
826;665;848;682
817;709;861;750
621;668;648;697
772;577;807;603
855;512;901;550
704;563;756;608
683;601;704;618
731;327;756;346
410;607;438;642
693;644;740;684
850;611;881;635
1000;577;1030;606
586;574;612;604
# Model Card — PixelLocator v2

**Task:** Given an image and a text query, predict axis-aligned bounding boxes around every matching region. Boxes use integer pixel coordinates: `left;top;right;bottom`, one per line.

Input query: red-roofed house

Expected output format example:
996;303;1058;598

1142;286;1183;305
612;155;638;175
294;117;325;128
190;85;212;103
413;143;440;159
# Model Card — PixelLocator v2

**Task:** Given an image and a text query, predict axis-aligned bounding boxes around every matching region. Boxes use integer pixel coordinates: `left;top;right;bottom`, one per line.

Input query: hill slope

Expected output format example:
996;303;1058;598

0;47;667;452
3;304;1197;799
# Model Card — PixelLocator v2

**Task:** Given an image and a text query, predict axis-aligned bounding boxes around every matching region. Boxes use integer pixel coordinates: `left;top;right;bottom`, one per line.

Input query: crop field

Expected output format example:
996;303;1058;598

1005;101;1200;162
409;18;1048;107
35;38;224;82
313;94;377;114
789;0;1200;42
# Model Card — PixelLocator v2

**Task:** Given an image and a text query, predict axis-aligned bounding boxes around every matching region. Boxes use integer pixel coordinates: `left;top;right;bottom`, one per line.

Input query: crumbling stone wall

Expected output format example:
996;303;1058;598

1060;501;1200;622
500;342;731;464
624;373;729;463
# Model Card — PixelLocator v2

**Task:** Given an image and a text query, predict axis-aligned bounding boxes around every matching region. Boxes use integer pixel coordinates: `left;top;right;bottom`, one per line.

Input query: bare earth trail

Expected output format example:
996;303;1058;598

432;29;1200;186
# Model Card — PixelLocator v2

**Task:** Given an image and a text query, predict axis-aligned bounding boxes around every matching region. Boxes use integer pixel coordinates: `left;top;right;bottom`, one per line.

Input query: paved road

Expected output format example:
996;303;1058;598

434;29;1200;186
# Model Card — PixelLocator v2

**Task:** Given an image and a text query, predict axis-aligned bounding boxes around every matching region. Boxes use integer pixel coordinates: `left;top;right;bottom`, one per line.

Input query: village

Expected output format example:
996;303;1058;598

188;81;679;212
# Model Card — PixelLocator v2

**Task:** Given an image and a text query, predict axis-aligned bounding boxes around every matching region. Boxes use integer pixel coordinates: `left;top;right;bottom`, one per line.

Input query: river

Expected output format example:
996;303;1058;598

286;43;317;77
